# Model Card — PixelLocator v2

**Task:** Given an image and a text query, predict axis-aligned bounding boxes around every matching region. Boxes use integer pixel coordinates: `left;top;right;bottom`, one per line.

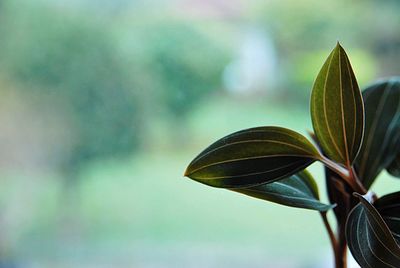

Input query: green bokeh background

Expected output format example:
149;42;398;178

0;0;399;267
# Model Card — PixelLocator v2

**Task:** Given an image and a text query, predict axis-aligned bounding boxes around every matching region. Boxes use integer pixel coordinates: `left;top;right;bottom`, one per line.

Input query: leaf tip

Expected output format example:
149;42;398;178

335;41;346;53
336;40;344;48
183;165;192;177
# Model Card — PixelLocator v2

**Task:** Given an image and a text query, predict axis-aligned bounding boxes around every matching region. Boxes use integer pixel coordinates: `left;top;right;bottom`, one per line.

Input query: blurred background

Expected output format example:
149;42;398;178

0;0;399;267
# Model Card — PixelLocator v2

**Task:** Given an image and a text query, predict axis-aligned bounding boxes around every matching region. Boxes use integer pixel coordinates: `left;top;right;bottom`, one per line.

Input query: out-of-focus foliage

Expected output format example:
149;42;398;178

0;1;229;171
0;0;400;267
253;0;400;98
136;22;229;118
0;2;140;172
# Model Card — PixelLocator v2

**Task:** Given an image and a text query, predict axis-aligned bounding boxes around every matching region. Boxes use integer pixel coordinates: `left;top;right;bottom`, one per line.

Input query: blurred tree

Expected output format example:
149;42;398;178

0;1;146;252
145;23;228;118
0;2;140;176
253;0;400;99
0;3;144;250
119;20;230;146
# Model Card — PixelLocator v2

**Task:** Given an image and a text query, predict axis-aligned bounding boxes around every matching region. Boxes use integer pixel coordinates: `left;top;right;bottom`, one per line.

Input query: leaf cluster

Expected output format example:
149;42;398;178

185;43;400;268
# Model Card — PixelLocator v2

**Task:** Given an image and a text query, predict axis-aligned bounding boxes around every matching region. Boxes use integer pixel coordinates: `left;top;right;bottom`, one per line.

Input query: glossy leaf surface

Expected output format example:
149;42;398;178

355;78;400;188
346;193;400;268
375;191;400;245
234;170;334;211
311;43;364;166
185;126;320;188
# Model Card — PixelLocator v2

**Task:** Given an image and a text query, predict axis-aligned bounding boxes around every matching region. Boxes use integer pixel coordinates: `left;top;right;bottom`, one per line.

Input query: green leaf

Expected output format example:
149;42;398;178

387;154;400;178
346;193;400;268
325;168;358;229
354;78;400;188
184;126;321;188
375;191;400;245
311;43;364;167
233;170;334;211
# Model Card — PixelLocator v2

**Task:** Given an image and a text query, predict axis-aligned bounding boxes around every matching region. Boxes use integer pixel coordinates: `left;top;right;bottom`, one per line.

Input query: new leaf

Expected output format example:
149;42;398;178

311;43;364;167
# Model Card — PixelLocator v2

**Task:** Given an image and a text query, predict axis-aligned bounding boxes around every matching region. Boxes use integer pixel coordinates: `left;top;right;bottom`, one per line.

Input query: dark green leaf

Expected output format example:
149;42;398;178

387;154;400;178
233;170;334;211
375;191;400;245
184;126;321;188
326;168;358;229
346;193;400;268
354;78;400;188
325;167;360;258
311;43;364;167
326;168;350;223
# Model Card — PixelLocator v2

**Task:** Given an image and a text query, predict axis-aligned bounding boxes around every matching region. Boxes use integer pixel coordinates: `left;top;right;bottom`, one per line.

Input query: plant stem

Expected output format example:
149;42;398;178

319;156;349;179
320;211;349;268
320;156;366;194
337;236;347;268
335;222;348;268
320;212;337;248
349;166;367;194
320;212;339;267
